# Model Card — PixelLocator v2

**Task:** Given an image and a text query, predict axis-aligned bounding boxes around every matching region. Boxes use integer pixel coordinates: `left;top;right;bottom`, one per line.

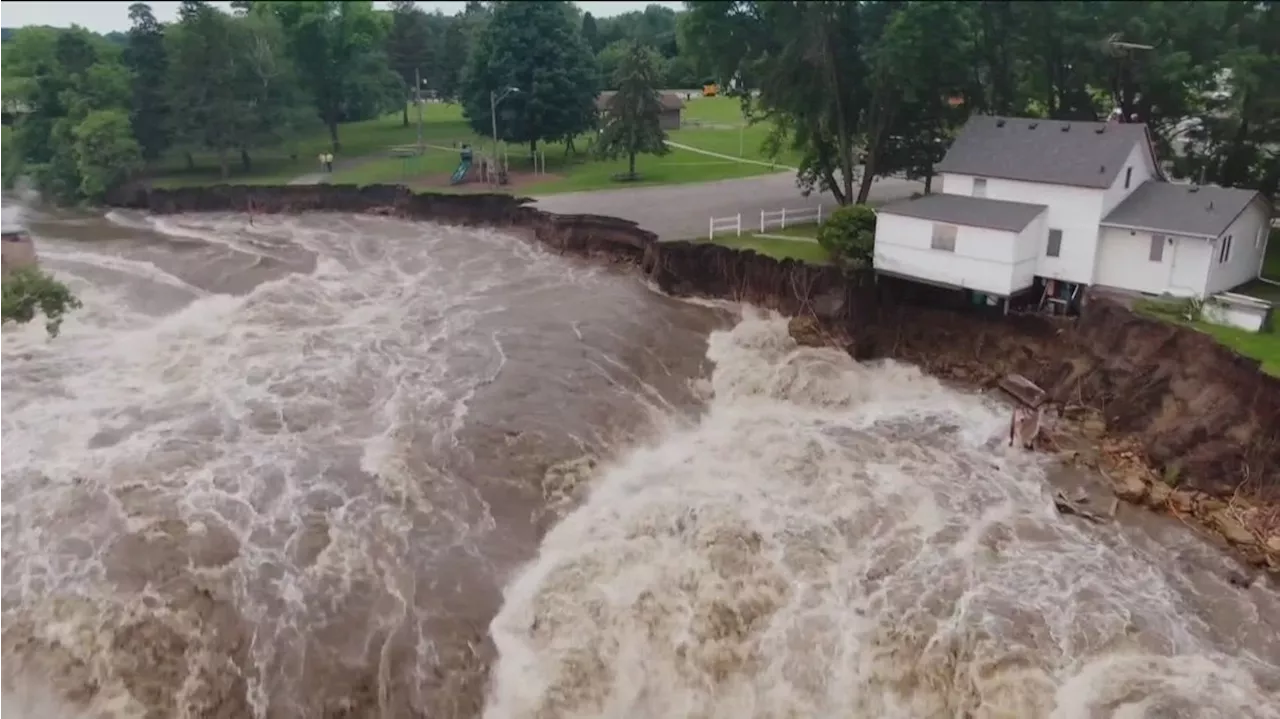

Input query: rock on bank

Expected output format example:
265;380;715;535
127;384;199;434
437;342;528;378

105;183;1280;567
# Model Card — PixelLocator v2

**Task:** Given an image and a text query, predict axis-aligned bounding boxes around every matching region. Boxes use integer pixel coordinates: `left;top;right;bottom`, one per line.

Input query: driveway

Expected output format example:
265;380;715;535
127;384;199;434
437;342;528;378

531;171;923;240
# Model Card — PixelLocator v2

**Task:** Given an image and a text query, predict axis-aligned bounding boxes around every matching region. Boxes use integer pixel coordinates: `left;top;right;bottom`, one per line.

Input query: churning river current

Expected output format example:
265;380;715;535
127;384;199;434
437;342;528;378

1;205;1278;719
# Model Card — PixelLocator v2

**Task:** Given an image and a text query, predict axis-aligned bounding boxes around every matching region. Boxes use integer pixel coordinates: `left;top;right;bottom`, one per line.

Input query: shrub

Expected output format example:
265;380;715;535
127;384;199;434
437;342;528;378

817;204;877;269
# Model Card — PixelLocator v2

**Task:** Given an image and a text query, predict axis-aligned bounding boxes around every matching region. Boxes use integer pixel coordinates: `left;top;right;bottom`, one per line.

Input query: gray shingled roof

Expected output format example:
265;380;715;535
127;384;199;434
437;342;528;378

878;193;1047;232
935;115;1153;189
1101;181;1265;238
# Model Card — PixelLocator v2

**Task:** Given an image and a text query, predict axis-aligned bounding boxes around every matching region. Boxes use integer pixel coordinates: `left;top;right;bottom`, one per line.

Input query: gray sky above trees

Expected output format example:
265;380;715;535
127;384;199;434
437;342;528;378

1;1;683;34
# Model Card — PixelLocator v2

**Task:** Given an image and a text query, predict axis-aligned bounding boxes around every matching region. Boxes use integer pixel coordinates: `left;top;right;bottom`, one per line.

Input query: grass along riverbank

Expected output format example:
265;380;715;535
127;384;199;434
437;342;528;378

147;96;795;194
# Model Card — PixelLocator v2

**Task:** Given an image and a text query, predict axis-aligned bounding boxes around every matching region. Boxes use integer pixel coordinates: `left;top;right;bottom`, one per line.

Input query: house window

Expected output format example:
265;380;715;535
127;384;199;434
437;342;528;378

1149;234;1165;262
1124;167;1133;189
1219;234;1232;263
1046;229;1063;257
931;223;957;252
973;178;987;198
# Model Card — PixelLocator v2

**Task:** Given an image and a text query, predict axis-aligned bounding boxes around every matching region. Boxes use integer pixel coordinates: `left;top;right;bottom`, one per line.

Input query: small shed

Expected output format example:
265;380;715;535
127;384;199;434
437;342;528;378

595;91;685;131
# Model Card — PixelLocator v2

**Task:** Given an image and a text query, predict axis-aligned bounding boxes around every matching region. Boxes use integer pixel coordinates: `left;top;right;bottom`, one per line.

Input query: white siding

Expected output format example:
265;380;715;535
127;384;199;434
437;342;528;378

1205;201;1271;295
1095;227;1211;297
938;172;1105;284
874;212;1040;296
1102;142;1156;216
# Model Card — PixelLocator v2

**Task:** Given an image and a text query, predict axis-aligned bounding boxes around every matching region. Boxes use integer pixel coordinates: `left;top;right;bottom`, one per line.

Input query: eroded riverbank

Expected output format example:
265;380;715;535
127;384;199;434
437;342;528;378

104;183;1280;574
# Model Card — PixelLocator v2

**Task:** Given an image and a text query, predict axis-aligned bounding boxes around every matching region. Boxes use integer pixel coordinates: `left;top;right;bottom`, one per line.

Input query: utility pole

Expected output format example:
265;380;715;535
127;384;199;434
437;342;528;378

415;67;424;153
490;86;520;187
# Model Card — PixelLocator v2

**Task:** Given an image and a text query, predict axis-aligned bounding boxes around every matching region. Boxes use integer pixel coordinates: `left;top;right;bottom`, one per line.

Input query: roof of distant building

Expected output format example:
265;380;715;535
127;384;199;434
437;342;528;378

879;193;1048;232
935;115;1154;189
1101;181;1267;238
595;91;686;112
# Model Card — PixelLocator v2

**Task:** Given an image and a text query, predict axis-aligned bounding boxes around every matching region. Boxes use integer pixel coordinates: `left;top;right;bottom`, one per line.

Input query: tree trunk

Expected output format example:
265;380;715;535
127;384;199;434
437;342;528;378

328;119;341;152
185;152;195;171
402;99;409;127
924;170;934;195
529;139;537;156
822;168;847;206
218;148;229;180
240;147;252;172
855;156;876;205
628;151;636;178
565;136;576;155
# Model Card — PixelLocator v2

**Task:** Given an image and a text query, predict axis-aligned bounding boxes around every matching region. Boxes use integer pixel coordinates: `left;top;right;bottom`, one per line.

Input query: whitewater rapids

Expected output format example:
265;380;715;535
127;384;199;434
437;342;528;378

2;205;1278;718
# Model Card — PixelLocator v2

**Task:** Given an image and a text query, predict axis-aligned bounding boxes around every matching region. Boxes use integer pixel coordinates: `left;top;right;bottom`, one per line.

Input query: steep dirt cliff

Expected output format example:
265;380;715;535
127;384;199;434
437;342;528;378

105;183;1280;568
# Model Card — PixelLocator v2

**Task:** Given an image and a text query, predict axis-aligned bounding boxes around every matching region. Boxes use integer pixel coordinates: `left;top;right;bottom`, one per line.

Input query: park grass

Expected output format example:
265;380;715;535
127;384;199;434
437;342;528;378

145;96;795;192
1136;297;1280;376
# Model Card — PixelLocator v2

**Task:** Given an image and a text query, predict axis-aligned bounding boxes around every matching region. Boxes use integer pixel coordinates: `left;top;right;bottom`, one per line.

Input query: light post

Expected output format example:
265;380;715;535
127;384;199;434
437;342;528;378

490;86;520;186
414;69;427;153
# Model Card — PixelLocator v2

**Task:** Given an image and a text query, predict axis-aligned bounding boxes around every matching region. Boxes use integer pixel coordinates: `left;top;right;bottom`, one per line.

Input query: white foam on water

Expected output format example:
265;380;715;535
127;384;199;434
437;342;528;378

2;210;643;717
483;312;1280;719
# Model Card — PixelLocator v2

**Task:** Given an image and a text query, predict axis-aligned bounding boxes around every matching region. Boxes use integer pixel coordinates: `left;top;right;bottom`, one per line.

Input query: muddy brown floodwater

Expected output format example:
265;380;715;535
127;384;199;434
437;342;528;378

2;204;1278;719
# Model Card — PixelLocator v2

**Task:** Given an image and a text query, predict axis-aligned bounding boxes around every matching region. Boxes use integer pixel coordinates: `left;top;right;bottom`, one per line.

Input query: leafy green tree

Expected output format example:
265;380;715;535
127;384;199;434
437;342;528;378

386;0;433;126
268;1;397;150
124;2;170;161
816;204;877;269
595;42;670;180
461;1;598;155
1;268;83;338
72;109;142;199
166;2;244;178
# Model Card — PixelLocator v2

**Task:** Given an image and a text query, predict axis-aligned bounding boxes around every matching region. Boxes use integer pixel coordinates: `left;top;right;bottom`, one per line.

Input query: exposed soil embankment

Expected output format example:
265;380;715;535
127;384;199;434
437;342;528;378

105;183;1280;570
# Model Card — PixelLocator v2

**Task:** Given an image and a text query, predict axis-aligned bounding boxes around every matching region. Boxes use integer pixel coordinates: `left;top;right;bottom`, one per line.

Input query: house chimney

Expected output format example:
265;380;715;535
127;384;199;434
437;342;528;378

1208;201;1215;211
995;118;1006;128
1094;126;1106;134
1061;123;1071;132
1099;164;1106;173
1029;122;1038;129
1188;185;1200;193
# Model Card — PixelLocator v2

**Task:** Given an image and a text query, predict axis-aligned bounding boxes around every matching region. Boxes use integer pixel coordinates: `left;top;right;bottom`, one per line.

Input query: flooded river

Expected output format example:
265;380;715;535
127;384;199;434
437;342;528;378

2;205;1278;718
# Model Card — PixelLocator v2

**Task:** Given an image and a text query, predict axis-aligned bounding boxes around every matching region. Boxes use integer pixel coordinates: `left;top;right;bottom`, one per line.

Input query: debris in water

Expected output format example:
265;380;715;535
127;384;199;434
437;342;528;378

1054;490;1106;524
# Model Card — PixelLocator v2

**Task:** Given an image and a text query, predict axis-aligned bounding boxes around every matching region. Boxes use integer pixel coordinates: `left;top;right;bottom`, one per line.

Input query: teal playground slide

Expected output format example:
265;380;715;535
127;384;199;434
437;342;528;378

450;157;472;185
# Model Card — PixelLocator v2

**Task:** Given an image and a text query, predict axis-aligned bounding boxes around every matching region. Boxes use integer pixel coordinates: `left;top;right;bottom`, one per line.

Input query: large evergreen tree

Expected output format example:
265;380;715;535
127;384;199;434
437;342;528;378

595;42;670;180
461;1;598;155
123;2;170;161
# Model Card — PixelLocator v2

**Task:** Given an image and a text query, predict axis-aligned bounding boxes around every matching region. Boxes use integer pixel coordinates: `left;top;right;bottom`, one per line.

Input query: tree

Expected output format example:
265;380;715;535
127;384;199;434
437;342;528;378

461;1;598;156
595;42;670;180
1;268;83;338
269;1;396;150
581;12;601;53
386;0;432;126
816;204;877;269
166;2;244;178
124;2;170;161
72;109;142;199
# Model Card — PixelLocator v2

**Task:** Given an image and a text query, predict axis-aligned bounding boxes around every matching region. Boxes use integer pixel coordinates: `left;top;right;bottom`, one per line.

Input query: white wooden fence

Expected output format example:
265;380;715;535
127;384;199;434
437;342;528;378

708;213;743;238
759;205;824;233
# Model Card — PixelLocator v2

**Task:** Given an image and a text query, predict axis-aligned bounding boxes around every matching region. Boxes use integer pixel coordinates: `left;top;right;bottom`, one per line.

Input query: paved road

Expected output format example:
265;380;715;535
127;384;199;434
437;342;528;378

531;171;923;240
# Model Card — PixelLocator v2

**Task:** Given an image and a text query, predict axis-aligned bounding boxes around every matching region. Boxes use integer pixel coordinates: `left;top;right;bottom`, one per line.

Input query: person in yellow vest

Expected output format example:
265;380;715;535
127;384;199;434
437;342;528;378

318;152;327;172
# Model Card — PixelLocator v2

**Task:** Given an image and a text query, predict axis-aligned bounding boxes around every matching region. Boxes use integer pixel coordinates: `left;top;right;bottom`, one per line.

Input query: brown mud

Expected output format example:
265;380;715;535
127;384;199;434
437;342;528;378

104;183;1280;573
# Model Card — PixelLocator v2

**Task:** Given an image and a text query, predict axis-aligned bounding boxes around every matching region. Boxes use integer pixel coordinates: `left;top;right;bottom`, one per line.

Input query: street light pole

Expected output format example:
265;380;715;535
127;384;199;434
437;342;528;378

489;86;519;186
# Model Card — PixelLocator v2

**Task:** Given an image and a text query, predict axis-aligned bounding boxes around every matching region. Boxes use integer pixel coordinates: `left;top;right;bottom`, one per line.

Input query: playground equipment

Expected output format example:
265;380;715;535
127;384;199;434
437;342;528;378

451;145;474;185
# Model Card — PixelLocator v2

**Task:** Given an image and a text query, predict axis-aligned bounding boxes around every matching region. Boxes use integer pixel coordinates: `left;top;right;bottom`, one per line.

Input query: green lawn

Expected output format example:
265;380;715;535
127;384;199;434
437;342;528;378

1136;297;1280;376
758;221;821;240
670;96;800;167
692;230;831;265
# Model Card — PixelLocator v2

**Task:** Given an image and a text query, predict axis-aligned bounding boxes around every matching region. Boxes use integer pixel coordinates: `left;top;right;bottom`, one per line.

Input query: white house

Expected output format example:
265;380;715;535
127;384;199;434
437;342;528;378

873;115;1273;309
